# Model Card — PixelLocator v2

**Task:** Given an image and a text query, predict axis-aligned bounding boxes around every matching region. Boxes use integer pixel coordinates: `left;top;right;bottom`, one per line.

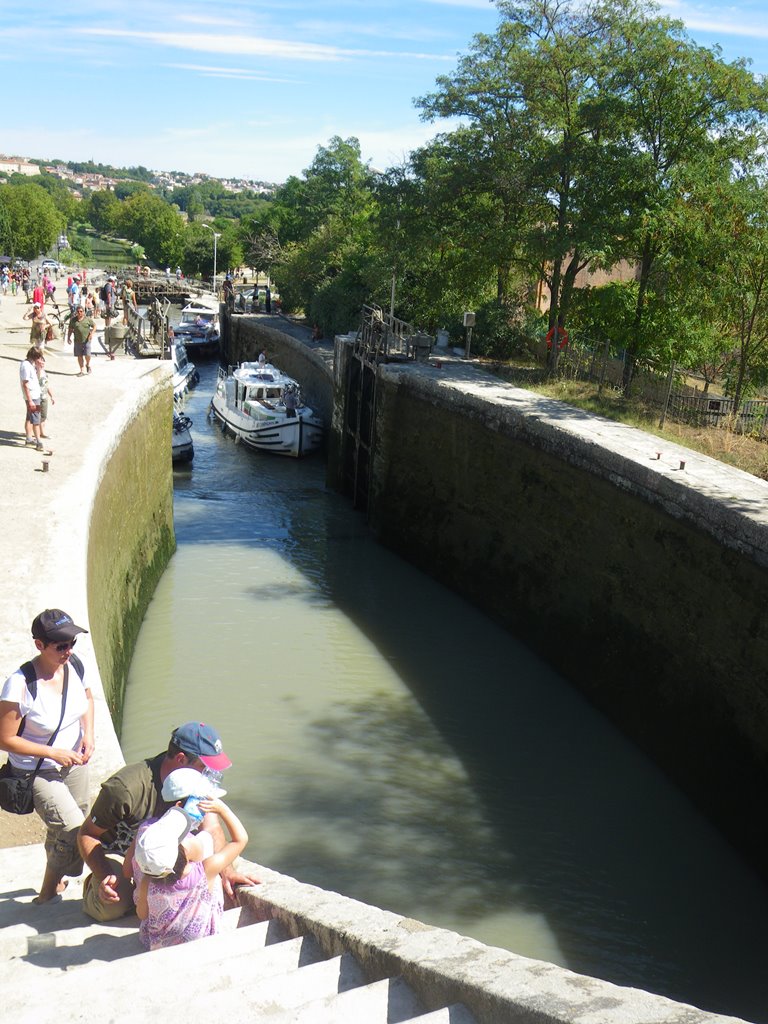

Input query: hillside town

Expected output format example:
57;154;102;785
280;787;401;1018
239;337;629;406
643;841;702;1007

0;153;277;198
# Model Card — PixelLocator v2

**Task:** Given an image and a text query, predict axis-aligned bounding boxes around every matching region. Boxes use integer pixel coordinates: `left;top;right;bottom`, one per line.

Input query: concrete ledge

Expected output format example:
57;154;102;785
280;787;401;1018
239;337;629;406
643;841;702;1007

383;361;768;567
238;862;745;1024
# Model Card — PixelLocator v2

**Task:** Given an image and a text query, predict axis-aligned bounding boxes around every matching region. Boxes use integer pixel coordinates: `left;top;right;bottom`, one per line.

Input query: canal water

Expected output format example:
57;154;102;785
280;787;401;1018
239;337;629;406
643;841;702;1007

121;360;768;1022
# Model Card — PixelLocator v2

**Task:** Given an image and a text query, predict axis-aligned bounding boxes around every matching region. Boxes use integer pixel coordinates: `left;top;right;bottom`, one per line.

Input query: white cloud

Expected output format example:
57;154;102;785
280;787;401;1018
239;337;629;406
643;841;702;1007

77;28;455;63
165;63;300;83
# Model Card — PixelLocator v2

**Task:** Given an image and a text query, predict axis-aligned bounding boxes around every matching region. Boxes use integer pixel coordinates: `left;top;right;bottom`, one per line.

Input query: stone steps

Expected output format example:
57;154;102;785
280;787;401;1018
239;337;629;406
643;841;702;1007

0;842;477;1024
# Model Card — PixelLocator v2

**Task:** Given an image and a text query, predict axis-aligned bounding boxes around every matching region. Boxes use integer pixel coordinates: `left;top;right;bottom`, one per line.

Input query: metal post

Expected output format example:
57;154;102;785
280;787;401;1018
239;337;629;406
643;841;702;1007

658;361;676;429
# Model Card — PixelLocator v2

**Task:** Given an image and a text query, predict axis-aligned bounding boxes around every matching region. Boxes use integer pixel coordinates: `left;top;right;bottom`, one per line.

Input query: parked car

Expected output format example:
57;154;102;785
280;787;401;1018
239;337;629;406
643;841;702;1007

41;259;61;271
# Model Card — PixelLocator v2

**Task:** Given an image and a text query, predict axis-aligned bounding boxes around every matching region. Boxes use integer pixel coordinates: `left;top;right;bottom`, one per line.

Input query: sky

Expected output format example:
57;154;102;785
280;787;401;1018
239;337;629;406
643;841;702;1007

2;0;768;185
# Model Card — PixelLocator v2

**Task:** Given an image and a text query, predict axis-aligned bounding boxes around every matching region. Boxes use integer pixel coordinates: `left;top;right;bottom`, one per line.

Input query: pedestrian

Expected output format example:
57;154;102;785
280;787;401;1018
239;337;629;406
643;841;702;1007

24;302;50;346
0;610;94;903
67;274;81;314
264;286;272;314
66;305;95;376
38;350;55;439
77;721;258;922
19;346;51;453
127;768;248;949
103;274;118;329
121;278;137;325
22;269;31;303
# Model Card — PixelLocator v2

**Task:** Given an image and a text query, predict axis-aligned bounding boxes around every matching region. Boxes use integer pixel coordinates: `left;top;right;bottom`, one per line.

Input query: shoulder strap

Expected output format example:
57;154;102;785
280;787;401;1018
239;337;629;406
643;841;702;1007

16;662;37;738
68;652;85;683
20;661;37;700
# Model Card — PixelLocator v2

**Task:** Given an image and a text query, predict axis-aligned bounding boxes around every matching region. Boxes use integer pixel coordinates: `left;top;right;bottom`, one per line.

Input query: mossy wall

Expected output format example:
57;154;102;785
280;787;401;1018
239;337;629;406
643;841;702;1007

367;372;768;874
86;379;175;730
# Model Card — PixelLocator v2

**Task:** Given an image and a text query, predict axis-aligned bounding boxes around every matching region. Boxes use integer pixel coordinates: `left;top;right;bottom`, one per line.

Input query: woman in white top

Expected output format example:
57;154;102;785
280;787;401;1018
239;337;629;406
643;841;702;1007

0;609;95;903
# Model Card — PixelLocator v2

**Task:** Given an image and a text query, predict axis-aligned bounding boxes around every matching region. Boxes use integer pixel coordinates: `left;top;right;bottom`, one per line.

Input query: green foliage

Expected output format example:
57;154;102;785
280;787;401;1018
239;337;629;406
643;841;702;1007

67;161;154;182
0;182;63;259
86;190;121;233
167;180;268;220
116;191;185;267
113;181;152;202
67;230;94;263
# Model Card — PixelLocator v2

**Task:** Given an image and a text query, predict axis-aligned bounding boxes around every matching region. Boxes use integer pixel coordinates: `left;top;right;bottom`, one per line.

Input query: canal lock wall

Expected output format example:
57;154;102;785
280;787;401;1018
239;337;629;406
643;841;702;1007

87;371;176;732
224;316;768;880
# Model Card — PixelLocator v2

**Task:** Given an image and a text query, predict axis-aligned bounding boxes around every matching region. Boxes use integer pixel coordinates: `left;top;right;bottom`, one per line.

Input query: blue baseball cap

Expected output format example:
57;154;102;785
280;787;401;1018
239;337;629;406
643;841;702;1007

171;721;232;770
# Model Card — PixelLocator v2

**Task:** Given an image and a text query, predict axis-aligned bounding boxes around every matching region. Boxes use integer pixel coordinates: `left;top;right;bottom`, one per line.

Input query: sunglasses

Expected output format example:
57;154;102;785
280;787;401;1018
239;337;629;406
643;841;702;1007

49;639;77;652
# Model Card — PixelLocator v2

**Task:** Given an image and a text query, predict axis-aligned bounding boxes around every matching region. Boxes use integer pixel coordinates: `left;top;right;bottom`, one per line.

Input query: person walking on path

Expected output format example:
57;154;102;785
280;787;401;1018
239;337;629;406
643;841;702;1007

19;346;51;453
66;305;95;375
67;275;81;314
0;609;94;904
127;768;248;949
24;302;50;347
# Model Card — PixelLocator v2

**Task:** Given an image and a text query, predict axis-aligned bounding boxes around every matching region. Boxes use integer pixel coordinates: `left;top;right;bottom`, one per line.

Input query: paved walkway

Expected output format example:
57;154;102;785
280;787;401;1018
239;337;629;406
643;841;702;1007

0;276;166;847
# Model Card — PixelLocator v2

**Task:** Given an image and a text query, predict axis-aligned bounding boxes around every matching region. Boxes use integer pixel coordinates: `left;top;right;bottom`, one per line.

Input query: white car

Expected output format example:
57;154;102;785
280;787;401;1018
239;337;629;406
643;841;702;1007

41;259;60;271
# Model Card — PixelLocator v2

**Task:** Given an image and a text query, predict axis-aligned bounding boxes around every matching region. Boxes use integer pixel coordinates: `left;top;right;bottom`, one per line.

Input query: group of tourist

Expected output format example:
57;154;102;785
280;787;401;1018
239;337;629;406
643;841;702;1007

15;266;137;455
0;609;256;949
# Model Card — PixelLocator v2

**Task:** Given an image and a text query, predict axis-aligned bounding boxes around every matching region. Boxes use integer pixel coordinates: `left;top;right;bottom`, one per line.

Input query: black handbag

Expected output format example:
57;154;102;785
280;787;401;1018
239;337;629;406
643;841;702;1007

0;666;69;815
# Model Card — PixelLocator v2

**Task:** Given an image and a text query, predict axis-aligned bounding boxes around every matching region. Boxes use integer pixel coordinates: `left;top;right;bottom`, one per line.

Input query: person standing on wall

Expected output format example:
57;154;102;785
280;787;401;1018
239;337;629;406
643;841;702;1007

0;610;94;904
19;346;50;453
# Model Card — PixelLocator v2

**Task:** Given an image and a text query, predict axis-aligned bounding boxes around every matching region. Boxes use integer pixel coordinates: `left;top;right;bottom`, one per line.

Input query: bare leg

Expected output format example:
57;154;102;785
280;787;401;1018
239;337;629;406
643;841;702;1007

35;866;68;904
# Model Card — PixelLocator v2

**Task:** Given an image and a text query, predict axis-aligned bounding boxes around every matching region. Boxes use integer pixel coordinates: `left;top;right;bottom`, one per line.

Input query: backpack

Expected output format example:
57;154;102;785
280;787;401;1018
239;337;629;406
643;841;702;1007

99;284;109;302
17;653;85;735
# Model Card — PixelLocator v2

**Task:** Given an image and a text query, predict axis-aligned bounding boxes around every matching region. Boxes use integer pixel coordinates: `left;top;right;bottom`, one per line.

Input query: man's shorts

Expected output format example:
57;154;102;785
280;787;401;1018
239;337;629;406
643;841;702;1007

26;406;41;425
74;340;91;358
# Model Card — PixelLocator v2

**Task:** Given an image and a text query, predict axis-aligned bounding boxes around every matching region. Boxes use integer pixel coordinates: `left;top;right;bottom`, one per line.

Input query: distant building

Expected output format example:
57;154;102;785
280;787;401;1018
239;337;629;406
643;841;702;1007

0;156;40;177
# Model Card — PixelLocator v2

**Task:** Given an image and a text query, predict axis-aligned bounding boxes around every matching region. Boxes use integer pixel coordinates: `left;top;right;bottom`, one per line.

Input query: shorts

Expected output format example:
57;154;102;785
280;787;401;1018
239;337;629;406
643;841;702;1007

74;340;92;358
26;406;42;426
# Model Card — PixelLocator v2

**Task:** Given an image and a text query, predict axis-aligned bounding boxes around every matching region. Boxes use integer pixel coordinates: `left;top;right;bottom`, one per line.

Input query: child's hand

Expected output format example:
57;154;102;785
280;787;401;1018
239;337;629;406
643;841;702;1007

197;797;225;815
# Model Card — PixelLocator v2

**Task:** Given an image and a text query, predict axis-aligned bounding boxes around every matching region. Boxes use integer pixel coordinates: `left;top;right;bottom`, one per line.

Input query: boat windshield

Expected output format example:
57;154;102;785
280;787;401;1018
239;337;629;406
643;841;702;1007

247;386;282;401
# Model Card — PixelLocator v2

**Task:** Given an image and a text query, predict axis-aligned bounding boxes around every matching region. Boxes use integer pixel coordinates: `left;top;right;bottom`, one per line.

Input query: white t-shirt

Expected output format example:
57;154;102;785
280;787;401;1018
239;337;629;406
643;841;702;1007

19;359;41;403
1;663;89;770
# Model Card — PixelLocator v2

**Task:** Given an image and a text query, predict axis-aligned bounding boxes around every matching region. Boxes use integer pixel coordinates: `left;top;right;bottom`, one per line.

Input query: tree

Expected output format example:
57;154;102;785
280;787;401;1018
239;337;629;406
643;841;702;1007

267;137;387;334
86;190;121;234
608;7;768;391
0;183;63;259
418;0;643;374
682;171;768;410
117;192;185;267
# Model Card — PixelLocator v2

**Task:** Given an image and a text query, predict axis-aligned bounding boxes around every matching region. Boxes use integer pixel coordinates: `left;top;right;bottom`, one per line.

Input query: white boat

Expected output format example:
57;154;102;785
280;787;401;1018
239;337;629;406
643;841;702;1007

172;411;194;464
173;295;220;357
172;342;199;400
209;362;323;458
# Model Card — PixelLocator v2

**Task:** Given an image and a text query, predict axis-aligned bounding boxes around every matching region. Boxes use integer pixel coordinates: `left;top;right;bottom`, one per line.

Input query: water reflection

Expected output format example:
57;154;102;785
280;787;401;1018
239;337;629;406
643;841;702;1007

121;363;768;1022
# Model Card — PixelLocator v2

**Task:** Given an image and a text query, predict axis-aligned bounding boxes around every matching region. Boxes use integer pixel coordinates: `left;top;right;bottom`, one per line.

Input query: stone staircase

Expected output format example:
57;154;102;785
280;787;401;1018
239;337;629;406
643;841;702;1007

0;844;475;1023
1;843;751;1024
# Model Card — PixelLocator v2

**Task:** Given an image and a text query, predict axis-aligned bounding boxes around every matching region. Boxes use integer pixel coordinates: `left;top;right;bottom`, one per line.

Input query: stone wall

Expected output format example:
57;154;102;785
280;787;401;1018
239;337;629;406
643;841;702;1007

86;368;175;731
363;361;768;875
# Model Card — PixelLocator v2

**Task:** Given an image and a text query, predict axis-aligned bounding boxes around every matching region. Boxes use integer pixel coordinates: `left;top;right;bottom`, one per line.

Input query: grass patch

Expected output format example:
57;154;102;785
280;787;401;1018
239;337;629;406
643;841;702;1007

488;362;768;481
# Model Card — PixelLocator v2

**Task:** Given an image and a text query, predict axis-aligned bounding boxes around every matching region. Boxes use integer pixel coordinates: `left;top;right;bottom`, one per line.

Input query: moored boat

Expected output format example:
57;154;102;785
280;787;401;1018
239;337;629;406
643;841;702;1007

209;362;323;458
172;410;194;463
173;342;199;400
173;295;220;357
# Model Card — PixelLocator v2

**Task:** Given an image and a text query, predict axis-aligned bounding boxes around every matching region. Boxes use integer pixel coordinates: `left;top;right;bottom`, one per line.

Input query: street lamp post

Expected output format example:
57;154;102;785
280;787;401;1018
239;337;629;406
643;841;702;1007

202;223;221;295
